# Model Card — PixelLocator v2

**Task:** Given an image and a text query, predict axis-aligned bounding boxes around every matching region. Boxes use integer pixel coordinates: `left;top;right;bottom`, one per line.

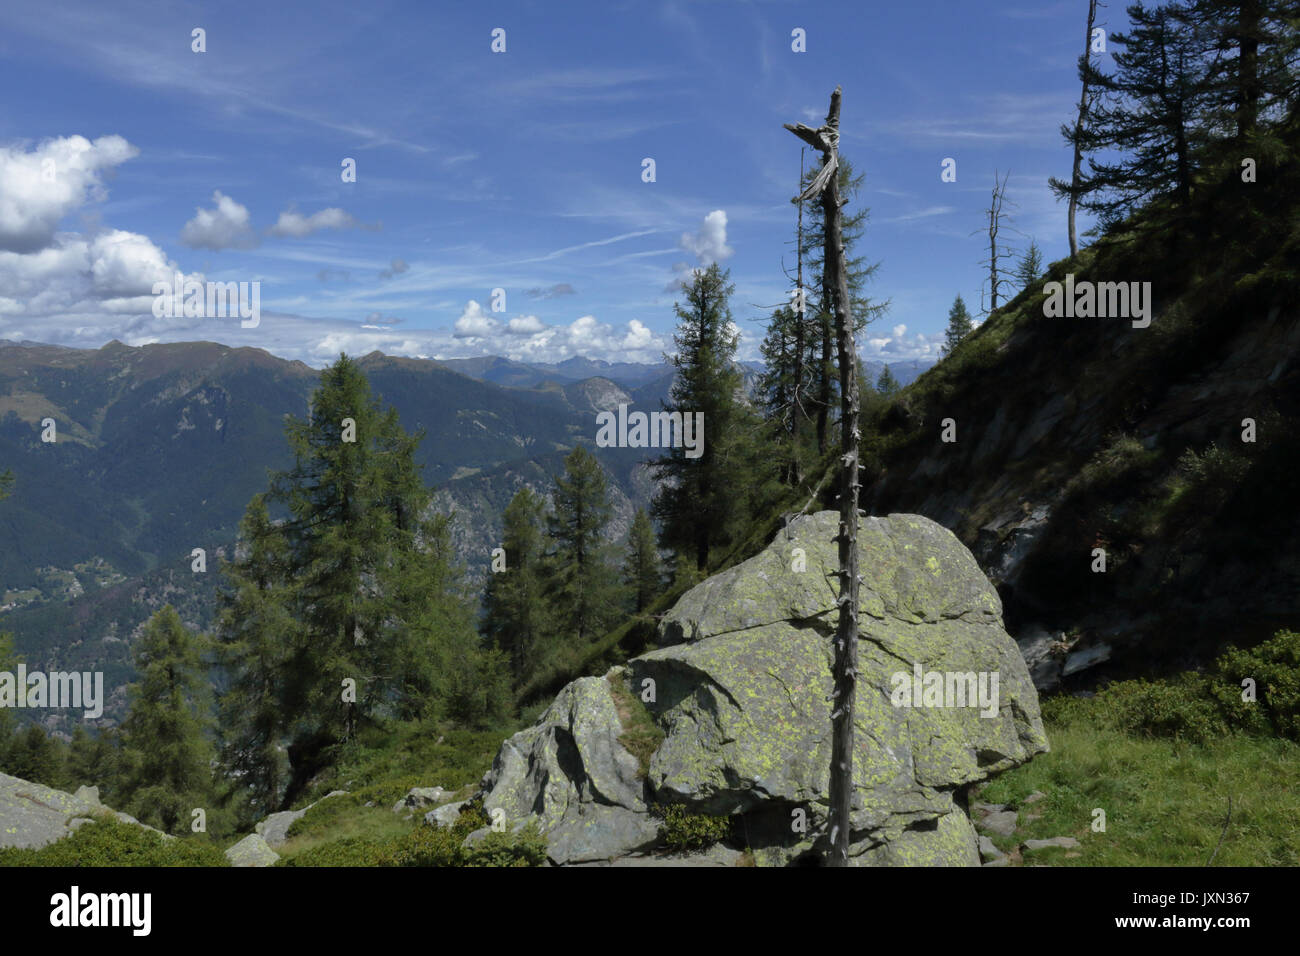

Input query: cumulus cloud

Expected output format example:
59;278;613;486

453;300;502;338
0;135;139;253
267;206;365;238
863;321;945;361
679;209;733;265
524;283;576;299
378;258;408;279
507;314;546;335
180;191;258;250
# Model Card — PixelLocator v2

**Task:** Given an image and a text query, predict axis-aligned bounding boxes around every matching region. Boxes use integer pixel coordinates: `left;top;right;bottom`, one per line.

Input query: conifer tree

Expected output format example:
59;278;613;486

942;294;975;357
216;354;509;804
67;724;121;798
214;494;294;820
118;605;213;834
0;631;16;767
652;264;750;571
625;508;661;614
875;364;901;396
1058;3;1210;223
546;445;621;649
482;487;549;683
5;725;66;787
1014;241;1044;291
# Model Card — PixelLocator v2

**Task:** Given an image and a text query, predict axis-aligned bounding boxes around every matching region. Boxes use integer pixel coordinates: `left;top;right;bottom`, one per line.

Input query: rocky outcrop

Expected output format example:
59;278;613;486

225;833;280;867
0;772;169;850
474;511;1047;866
252;790;348;849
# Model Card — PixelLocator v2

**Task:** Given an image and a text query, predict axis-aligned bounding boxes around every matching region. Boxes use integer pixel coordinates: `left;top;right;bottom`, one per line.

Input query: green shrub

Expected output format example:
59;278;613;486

0;818;228;867
654;804;731;852
607;673;664;778
465;821;548;867
1062;629;1300;744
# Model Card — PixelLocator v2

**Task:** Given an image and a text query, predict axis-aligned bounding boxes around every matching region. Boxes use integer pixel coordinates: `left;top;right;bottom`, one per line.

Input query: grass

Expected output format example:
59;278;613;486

607;671;664;778
975;711;1300;866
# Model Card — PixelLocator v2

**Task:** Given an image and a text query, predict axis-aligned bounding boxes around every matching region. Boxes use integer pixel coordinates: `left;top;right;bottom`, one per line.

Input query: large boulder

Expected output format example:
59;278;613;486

479;676;658;864
0;772;168;850
477;512;1048;866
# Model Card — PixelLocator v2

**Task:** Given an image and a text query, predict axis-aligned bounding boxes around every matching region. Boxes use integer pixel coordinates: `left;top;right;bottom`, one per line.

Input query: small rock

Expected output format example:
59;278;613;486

1023;790;1046;805
1023;836;1080;851
73;785;101;806
981;810;1019;837
1023;812;1042;824
983;856;1011;867
426;801;465;829
978;835;1007;863
973;802;1007;816
393;786;450;814
226;833;280;867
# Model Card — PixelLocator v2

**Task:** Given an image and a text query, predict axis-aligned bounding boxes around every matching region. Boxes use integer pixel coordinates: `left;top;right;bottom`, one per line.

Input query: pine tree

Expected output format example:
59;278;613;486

651;264;749;571
118;606;212;834
875;364;901;396
546;445;621;649
625;508;661;614
1014;241;1044;291
482;487;549;683
942;295;975;357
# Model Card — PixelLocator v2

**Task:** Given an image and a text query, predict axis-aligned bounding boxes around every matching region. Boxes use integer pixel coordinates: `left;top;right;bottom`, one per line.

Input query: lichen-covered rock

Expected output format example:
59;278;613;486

477;512;1047;866
225;833;280;867
0;772;167;850
478;675;650;863
393;786;450;815
254;790;347;849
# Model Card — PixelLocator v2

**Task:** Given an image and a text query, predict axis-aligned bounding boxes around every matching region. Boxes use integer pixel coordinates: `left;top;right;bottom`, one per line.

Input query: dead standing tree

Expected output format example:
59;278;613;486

978;169;1017;316
785;85;861;867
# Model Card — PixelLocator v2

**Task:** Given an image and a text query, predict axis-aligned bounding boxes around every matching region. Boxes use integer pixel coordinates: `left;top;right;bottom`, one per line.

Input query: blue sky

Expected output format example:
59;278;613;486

0;0;1125;368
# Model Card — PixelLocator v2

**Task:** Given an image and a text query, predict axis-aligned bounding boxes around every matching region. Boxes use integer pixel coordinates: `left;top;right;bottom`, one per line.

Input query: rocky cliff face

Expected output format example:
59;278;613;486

473;511;1047;866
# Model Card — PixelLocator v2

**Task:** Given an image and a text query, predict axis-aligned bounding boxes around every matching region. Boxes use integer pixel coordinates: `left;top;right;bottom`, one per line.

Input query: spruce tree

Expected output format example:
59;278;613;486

1015;241;1044;291
875;364;901;396
625;508;661;614
546;445;621;649
482;487;549;683
652;264;749;571
118;605;213;834
67;724;121;798
942;294;975;357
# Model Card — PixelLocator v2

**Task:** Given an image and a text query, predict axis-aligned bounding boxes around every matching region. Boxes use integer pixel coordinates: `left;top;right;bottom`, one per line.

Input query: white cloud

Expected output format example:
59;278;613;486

180;191;258;250
679;209;733;265
507;314;546;335
267;206;360;238
0;134;138;253
453;300;501;338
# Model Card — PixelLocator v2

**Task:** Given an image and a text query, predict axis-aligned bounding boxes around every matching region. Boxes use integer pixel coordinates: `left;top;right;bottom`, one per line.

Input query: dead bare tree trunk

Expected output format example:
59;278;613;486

786;85;860;867
1069;0;1101;257
981;170;1013;315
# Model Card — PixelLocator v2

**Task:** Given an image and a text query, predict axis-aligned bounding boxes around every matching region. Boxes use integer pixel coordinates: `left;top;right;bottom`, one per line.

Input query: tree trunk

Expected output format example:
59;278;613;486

826;94;860;868
1068;0;1099;257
